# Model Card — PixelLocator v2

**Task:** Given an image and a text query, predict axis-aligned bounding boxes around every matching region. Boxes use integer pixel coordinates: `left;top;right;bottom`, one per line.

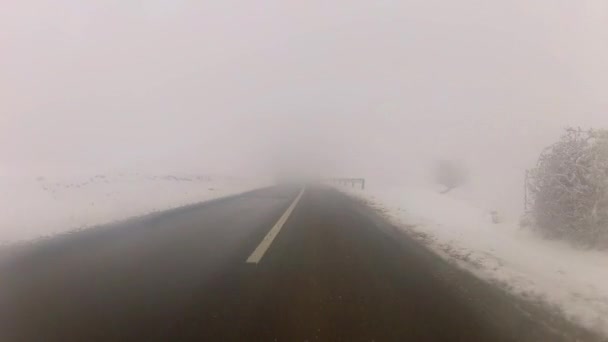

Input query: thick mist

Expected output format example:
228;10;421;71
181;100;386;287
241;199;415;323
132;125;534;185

3;0;608;215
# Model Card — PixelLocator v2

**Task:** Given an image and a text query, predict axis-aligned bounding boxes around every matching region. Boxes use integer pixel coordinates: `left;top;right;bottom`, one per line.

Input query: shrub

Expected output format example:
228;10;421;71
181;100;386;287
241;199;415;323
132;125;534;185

526;128;608;247
435;160;467;193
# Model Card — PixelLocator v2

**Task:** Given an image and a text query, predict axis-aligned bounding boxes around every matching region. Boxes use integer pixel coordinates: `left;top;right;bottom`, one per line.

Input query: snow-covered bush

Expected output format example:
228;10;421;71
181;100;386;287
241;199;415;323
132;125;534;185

526;128;608;247
434;160;467;194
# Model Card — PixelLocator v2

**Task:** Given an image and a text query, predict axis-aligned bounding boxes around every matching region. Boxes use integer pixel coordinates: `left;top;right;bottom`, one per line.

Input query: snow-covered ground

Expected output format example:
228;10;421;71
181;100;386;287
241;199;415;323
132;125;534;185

337;182;608;337
0;172;269;244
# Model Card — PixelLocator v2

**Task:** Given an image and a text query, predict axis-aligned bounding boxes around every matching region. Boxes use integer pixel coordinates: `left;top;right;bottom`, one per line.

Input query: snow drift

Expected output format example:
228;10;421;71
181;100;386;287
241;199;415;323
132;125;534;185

0;172;268;244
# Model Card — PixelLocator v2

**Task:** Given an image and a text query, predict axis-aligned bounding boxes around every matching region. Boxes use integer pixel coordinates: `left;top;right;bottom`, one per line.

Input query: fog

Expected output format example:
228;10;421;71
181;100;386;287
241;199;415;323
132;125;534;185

3;0;608;215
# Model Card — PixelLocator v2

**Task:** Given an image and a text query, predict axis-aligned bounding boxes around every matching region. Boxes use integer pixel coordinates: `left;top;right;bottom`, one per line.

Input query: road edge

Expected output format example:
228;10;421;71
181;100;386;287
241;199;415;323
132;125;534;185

331;187;605;342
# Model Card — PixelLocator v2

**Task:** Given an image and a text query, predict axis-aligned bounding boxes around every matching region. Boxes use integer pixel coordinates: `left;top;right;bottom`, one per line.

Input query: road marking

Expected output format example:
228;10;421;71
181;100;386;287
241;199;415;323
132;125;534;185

246;187;305;264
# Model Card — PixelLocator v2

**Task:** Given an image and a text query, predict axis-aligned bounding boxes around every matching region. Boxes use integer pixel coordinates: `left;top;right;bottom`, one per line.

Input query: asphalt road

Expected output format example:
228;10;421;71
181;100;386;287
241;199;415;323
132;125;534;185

0;186;598;341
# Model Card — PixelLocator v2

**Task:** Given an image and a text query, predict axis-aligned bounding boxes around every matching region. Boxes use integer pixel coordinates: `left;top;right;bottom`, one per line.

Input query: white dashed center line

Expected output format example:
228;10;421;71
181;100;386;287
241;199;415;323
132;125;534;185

246;187;305;264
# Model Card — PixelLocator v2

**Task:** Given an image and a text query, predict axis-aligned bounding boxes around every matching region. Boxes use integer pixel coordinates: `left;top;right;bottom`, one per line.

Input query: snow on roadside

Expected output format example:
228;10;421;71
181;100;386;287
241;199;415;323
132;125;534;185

337;183;608;337
0;173;269;244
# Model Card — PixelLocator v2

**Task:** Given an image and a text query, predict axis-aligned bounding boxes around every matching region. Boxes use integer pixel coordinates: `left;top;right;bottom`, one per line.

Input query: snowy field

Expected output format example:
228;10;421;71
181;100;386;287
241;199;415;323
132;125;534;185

0;173;268;244
337;183;608;337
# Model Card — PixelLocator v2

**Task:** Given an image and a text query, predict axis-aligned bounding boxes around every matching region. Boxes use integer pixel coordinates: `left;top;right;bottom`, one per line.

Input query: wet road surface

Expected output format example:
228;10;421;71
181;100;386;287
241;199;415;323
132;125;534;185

0;186;597;341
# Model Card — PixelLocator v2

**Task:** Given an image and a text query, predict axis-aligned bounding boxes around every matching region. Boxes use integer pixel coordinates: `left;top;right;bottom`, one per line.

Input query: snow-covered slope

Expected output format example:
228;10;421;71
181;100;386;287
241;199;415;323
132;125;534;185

0;173;268;244
337;183;608;338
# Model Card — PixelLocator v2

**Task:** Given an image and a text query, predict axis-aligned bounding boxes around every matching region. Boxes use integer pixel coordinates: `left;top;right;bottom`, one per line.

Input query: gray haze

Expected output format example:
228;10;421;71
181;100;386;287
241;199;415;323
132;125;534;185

2;1;608;212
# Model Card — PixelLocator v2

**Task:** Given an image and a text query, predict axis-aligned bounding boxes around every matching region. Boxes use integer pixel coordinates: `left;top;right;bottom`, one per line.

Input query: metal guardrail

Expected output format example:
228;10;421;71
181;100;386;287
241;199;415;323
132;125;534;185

328;178;365;190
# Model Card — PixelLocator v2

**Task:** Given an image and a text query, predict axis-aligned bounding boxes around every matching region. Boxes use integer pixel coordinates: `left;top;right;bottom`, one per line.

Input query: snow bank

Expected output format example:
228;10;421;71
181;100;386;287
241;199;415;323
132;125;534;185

338;183;608;337
0;173;268;244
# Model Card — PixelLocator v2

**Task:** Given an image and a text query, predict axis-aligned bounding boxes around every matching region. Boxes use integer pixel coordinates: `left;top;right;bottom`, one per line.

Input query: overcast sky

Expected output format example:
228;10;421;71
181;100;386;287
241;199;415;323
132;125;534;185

2;0;608;208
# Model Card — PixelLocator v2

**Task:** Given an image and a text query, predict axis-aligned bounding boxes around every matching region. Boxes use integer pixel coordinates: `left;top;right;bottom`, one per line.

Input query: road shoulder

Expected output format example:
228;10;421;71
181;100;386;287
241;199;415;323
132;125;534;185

336;187;604;342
